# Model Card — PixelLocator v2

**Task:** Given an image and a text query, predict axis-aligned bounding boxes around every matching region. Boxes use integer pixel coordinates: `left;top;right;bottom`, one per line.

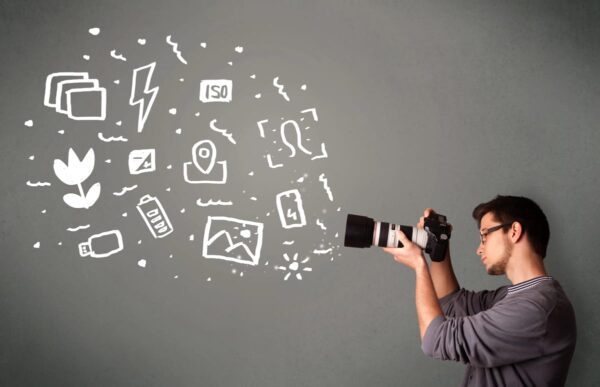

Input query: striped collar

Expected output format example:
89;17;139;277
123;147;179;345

507;276;554;296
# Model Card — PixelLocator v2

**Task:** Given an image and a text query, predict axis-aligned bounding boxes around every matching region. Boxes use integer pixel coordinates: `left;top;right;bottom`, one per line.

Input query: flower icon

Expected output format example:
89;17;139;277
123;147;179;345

53;148;101;209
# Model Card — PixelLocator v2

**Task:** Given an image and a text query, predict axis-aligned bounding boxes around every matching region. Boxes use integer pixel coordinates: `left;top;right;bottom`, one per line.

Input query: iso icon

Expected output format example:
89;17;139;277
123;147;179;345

199;79;232;103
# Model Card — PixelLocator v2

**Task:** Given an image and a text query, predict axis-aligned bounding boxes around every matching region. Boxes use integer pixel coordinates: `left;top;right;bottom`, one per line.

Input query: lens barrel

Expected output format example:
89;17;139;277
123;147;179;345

344;214;375;247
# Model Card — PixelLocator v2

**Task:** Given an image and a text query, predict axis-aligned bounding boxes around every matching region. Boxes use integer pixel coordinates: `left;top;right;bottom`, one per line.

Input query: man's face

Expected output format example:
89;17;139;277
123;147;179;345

476;212;512;275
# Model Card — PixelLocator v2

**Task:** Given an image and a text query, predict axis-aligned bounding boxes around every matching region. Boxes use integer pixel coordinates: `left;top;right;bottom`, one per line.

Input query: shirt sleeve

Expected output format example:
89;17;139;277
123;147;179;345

440;286;509;318
422;296;549;367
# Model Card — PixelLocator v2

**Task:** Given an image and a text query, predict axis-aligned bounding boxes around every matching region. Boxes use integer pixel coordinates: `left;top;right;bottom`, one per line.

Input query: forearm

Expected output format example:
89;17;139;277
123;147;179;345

415;257;443;340
428;248;459;299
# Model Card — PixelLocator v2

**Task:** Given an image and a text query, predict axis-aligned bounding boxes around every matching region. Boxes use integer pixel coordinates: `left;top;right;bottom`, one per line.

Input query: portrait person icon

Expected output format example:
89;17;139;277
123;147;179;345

383;195;577;386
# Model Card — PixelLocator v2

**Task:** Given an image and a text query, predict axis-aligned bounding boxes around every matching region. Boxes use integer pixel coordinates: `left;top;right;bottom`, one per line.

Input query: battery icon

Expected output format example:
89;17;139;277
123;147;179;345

136;194;174;238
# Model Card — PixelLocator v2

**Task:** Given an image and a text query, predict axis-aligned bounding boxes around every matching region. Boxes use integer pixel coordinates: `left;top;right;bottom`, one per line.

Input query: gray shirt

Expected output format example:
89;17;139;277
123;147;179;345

421;276;577;386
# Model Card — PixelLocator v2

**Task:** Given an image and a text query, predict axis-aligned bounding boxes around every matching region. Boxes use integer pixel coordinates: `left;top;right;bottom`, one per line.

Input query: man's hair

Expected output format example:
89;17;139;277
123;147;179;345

472;195;550;258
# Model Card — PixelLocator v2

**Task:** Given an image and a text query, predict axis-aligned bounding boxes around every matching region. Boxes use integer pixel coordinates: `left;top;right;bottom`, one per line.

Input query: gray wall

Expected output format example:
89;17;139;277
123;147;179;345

2;1;599;385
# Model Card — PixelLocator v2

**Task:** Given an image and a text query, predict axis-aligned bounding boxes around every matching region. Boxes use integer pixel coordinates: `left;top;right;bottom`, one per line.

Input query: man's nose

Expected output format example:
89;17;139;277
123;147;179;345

476;243;483;256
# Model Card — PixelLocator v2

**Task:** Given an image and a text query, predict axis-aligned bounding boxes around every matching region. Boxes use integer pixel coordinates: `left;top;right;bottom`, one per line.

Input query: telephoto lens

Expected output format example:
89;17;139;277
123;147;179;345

344;214;428;249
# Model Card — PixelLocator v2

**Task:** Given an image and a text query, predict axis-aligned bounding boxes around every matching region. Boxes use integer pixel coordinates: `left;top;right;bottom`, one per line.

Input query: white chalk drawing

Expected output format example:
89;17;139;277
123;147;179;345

137;38;146;45
311;143;328;160
316;219;327;230
258;109;326;167
266;154;283;168
283;240;295;245
26;180;52;187
33;242;40;249
202;216;264;266
275;253;312;281
24;120;33;127
130;62;159;133
88;27;100;36
166;35;188;65
113;184;138;196
53;148;101;209
183;140;227;184
196;198;233;207
110;49;127;61
257;119;268;138
313;248;333;255
235;46;244;53
128;149;156;175
138;259;147;268
276;189;306;229
300;108;318;122
209;119;236;144
44;72;106;120
79;230;123;258
136;194;174;238
281;119;312;157
67;224;90;232
318;173;334;201
199;80;232;103
98;132;128;142
273;77;290;101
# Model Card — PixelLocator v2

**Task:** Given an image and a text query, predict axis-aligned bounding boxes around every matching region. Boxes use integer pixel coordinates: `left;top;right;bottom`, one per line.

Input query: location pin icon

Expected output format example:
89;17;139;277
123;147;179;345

192;140;216;174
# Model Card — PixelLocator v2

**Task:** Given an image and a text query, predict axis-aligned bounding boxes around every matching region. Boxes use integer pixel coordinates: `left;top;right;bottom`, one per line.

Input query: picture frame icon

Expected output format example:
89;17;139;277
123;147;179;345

202;216;264;266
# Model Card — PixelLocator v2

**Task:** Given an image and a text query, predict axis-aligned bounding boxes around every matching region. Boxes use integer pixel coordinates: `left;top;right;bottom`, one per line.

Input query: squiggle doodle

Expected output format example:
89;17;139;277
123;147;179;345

313;248;333;255
26;181;52;187
113;185;138;196
66;224;91;232
318;173;334;201
110;49;127;61
273;77;290;101
196;198;233;207
283;240;295;245
166;35;188;65
209;119;236;144
311;143;328;160
267;154;283;168
98;132;128;142
316;219;327;230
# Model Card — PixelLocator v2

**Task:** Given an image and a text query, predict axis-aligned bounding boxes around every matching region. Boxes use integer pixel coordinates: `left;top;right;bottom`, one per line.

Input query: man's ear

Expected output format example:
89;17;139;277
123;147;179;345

510;221;524;243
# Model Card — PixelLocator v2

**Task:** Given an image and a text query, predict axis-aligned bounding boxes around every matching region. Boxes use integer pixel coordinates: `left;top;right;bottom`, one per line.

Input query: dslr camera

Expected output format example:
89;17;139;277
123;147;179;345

344;213;451;262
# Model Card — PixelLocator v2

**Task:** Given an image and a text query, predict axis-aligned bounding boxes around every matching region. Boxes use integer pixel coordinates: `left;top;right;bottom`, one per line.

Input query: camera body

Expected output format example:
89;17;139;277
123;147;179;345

344;213;451;262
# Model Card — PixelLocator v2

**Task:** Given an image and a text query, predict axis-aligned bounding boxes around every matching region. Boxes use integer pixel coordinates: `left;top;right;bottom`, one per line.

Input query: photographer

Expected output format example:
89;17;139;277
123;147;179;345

383;195;577;386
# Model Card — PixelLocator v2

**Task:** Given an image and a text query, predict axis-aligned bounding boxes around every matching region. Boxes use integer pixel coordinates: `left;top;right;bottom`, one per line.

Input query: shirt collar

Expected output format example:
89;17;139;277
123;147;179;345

507;275;553;296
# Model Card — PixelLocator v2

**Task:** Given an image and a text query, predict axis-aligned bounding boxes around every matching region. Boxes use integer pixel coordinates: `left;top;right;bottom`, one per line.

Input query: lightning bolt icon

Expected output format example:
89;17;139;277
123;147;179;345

129;62;159;133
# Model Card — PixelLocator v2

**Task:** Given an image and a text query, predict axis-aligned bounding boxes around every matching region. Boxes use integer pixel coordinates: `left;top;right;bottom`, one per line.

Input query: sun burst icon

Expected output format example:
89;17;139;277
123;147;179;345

276;253;312;280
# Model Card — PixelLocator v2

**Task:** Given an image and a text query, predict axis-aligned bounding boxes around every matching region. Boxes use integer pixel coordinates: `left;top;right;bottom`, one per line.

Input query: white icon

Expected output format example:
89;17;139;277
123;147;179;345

209;119;236;144
44;72;106;120
53;148;101;209
275;253;312;281
79;230;123;258
199;80;232;103
276;189;306;229
128;149;156;175
318;173;334;201
257;108;326;167
183;140;227;184
166;35;188;65
273;76;290;101
130;62;159;133
136;194;173;238
202;216;264;266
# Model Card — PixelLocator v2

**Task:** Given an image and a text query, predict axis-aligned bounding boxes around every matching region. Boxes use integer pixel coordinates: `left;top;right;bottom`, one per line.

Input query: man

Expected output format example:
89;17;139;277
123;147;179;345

384;195;577;386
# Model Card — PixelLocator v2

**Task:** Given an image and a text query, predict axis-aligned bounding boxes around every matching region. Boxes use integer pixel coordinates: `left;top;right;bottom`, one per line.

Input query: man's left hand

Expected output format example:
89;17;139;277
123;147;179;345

383;230;427;270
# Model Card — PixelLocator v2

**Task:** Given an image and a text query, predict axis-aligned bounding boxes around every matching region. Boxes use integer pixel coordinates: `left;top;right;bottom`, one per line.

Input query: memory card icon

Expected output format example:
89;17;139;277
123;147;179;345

136;194;173;238
128;149;155;175
276;189;307;229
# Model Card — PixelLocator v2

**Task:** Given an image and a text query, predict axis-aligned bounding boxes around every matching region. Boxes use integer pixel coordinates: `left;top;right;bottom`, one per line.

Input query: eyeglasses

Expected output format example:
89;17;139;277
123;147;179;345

479;223;512;244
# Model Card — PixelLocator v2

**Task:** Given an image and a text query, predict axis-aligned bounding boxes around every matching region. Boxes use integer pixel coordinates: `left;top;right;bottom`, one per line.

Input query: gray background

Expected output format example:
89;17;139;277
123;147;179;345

2;0;599;386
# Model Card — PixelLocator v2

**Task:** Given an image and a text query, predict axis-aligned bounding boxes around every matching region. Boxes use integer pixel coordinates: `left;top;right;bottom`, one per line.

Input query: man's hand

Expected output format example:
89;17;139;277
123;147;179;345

383;230;427;270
